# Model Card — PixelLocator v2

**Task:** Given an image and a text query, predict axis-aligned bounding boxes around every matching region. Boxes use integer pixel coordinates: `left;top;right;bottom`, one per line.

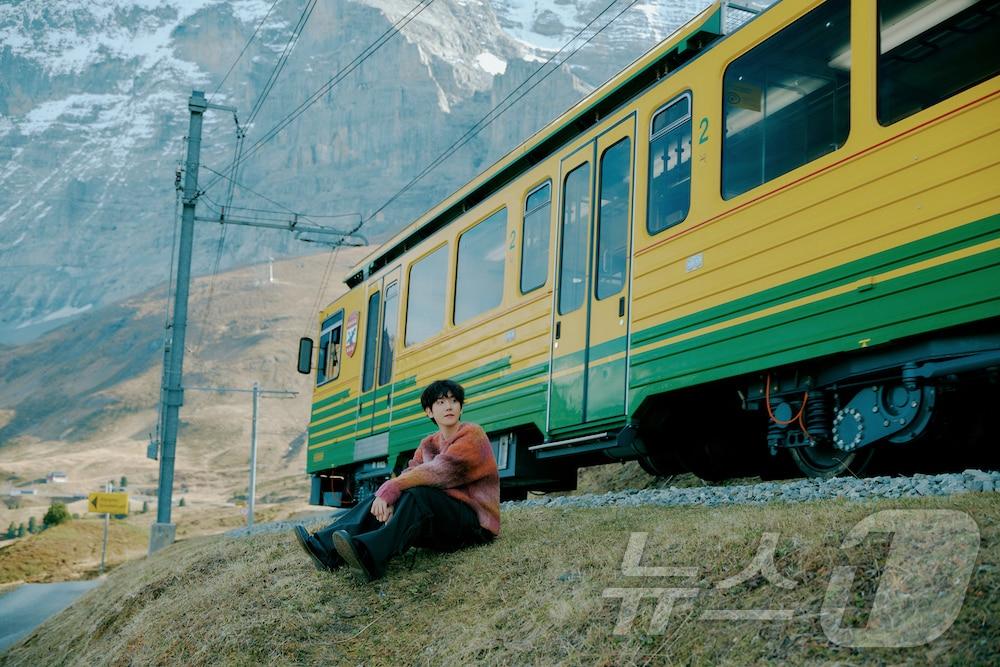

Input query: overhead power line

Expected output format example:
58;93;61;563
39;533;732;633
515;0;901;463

357;0;645;233
200;0;438;195
246;0;318;126
209;0;282;102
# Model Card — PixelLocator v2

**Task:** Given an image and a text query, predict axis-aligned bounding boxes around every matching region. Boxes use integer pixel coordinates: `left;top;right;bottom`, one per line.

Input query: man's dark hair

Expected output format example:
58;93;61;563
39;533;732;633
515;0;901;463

421;379;465;411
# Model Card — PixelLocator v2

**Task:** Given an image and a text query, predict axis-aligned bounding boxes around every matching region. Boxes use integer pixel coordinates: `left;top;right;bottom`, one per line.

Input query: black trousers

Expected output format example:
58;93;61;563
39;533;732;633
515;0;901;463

313;486;491;576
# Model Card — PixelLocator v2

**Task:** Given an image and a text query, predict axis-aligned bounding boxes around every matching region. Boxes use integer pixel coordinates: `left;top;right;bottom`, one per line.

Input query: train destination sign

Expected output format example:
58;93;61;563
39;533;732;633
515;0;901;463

87;492;129;515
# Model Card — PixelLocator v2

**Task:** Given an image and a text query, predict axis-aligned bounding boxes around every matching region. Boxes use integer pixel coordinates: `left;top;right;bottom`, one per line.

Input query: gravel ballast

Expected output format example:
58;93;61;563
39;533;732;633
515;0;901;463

503;469;1000;510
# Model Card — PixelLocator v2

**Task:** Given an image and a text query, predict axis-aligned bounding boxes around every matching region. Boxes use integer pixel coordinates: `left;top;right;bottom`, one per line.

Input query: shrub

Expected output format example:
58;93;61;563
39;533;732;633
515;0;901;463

120;475;128;488
142;501;149;513
17;522;26;537
179;497;186;507
5;522;15;539
27;516;38;533
44;502;71;528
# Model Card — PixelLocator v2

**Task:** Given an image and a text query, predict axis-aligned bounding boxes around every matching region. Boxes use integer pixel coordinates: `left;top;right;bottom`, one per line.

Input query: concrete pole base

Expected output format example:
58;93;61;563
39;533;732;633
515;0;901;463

148;522;176;555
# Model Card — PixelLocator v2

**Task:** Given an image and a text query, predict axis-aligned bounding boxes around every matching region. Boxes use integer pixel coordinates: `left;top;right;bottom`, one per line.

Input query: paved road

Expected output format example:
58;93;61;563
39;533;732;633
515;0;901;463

0;579;103;652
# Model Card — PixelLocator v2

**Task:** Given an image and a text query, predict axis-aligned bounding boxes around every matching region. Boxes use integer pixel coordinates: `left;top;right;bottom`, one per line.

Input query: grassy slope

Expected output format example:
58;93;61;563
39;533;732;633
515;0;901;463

2;494;997;666
0;500;322;586
0;520;148;585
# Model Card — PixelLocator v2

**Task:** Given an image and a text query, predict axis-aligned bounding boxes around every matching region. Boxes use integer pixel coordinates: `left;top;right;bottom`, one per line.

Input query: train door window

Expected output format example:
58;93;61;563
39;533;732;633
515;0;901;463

378;282;399;386
405;244;448;346
455;208;507;324
558;163;591;315
877;0;1000;125
722;0;850;199
361;291;380;392
520;182;551;293
595;138;631;300
647;94;691;234
316;310;343;385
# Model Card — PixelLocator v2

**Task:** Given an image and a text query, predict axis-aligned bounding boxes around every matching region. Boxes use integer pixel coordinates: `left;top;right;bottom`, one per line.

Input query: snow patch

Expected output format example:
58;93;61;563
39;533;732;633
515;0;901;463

16;304;94;329
0;232;26;251
0;1;275;77
21;94;131;136
476;52;507;76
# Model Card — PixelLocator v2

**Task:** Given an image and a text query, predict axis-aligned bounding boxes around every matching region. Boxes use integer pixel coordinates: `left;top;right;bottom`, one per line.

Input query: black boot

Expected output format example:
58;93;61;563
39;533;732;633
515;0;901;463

293;525;343;571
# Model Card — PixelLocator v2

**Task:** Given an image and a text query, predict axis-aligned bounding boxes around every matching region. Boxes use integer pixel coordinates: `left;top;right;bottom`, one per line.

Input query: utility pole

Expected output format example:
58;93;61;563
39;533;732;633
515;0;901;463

100;481;111;575
149;90;360;555
249;382;260;526
149;91;235;555
183;384;296;527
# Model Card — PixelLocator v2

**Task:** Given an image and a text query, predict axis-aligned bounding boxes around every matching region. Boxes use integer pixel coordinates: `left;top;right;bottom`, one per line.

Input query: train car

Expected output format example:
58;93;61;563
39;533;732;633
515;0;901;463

297;0;1000;506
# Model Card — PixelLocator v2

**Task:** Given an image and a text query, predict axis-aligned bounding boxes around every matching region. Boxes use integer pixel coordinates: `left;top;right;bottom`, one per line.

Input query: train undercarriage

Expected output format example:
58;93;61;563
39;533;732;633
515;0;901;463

636;323;1000;482
312;322;1000;507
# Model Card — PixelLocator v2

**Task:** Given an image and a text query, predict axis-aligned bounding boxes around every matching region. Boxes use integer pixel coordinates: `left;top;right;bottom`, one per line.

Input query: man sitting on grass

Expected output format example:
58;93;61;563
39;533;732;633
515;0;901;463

294;379;500;580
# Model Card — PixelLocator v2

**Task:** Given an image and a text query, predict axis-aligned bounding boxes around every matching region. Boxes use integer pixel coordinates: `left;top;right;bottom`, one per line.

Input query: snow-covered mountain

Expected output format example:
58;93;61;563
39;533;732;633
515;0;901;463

0;0;709;344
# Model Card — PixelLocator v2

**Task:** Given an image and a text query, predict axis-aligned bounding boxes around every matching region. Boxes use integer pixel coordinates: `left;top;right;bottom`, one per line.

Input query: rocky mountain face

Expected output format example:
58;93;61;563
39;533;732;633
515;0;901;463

0;0;709;345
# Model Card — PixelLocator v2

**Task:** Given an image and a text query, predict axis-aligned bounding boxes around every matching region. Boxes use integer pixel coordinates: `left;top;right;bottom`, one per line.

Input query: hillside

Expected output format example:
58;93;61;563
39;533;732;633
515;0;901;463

1;493;998;665
0;246;369;533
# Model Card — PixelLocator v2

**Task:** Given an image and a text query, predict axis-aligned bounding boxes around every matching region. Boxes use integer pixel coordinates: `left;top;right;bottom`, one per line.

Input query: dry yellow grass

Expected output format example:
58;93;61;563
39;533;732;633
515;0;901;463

0;499;320;585
0;519;148;585
2;493;998;666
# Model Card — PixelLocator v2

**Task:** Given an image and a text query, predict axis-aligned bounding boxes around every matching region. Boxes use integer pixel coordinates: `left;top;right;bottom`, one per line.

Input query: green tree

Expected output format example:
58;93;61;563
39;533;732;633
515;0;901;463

44;502;71;528
27;516;38;533
120;475;128;488
5;522;15;539
178;497;186;507
17;522;26;537
142;500;149;513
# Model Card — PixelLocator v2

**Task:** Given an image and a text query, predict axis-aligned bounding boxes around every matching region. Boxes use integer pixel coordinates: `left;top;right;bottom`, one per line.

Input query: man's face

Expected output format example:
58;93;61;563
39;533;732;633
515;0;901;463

425;392;462;427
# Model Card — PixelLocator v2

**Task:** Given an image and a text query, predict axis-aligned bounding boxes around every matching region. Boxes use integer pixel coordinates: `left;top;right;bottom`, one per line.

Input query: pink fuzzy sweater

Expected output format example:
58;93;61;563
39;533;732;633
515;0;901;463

375;422;501;536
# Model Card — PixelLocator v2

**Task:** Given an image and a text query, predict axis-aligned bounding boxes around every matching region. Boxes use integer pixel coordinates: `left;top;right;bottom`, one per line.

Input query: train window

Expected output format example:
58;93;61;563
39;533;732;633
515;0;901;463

722;0;850;199
361;290;380;392
378;282;399;386
648;94;691;234
455;208;507;324
558;162;591;315
520;182;551;293
877;0;1000;125
405;244;448;346
316;310;343;385
596;138;631;300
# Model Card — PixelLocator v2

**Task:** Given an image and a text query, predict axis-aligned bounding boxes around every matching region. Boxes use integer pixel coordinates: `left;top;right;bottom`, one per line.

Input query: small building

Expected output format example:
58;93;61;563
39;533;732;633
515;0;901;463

46;471;68;483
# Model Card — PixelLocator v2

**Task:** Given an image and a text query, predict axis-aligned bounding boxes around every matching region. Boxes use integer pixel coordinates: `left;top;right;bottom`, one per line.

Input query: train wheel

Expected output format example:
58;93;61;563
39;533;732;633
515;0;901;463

638;449;682;478
788;441;874;478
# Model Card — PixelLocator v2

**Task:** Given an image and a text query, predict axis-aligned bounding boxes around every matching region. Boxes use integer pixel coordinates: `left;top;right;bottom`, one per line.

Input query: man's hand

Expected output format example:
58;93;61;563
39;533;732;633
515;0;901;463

371;496;393;522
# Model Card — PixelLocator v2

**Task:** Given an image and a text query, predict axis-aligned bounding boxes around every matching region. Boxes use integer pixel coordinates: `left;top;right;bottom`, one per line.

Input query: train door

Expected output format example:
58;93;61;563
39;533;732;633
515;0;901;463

548;116;635;431
358;267;401;437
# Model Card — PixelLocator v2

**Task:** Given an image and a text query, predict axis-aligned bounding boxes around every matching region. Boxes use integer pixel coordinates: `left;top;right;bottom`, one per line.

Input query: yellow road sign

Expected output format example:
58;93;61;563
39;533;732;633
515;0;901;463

87;492;129;515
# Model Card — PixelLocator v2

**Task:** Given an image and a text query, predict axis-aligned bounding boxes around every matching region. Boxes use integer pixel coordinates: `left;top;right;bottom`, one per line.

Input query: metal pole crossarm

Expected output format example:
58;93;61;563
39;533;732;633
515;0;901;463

193;213;367;244
185;385;298;397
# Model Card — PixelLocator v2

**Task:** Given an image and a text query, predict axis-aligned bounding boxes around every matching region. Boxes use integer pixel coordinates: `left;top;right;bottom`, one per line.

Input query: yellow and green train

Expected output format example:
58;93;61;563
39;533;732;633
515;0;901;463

297;0;1000;504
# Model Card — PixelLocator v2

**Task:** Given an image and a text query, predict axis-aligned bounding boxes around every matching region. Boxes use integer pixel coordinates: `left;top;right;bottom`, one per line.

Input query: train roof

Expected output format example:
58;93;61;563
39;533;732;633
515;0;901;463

345;0;743;288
